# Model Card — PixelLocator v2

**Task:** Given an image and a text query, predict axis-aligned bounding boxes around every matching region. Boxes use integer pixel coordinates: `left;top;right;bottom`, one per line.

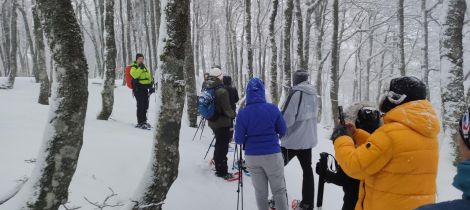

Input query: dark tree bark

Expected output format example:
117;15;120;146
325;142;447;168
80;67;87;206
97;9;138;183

126;0;133;63
97;0;117;120
314;1;326;122
245;0;254;79
1;0;89;208
6;0;18;88
269;0;279;104
294;0;305;69
149;0;158;71
1;0;11;78
131;0;188;208
33;4;50;105
440;0;466;163
398;0;405;76
119;0;127;86
282;0;294;97
330;0;340;122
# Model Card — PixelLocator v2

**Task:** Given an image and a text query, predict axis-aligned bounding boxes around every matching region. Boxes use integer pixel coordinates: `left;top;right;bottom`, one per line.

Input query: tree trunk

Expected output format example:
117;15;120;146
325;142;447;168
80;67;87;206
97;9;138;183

119;0;127;86
6;0;18;88
149;0;158;71
1;0;88;208
18;4;39;83
143;0;153;73
126;0;133;63
398;0;405;76
330;0;339;122
245;0;253;79
440;0;466;163
97;0;117;120
131;0;188;208
2;0;11;78
282;0;294;98
184;4;197;128
33;4;50;105
365;13;376;101
294;0;305;69
314;1;326;122
269;0;279;104
421;0;430;99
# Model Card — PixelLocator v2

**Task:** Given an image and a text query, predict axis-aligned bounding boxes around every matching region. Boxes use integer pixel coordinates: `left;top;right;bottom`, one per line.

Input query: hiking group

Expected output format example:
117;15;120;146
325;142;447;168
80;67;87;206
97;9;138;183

197;66;470;210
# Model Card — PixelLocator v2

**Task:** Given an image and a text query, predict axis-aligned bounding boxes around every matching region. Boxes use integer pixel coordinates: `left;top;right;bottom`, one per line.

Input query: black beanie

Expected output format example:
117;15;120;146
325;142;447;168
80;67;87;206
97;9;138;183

380;76;427;113
136;53;144;61
223;76;232;86
293;70;309;86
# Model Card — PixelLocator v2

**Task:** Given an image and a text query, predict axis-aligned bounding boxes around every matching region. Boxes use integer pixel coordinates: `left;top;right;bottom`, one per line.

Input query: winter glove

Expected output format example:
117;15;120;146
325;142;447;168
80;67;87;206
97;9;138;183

330;125;348;142
139;63;146;69
149;87;156;95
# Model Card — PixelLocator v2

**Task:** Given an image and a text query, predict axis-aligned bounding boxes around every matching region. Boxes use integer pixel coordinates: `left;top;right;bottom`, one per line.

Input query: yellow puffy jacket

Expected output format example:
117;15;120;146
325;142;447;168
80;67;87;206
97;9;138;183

130;62;153;85
334;100;440;210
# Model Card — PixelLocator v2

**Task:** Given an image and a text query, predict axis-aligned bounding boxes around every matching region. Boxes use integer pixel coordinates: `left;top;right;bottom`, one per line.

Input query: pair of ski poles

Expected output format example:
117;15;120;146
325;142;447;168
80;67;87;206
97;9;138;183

192;118;207;142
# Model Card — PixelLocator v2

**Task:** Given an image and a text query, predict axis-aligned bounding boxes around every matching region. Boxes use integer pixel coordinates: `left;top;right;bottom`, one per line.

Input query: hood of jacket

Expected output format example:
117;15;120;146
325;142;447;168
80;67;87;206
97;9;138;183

246;78;266;104
292;81;316;95
383;100;440;138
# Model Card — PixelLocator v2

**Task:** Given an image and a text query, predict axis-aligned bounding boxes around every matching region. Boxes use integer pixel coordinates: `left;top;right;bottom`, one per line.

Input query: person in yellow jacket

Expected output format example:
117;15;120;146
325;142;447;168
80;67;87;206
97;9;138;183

331;76;440;210
130;54;154;129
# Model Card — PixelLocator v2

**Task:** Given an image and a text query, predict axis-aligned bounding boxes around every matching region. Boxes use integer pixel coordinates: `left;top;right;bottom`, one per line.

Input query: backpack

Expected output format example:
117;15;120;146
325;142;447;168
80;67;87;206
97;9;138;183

125;64;134;89
198;86;222;121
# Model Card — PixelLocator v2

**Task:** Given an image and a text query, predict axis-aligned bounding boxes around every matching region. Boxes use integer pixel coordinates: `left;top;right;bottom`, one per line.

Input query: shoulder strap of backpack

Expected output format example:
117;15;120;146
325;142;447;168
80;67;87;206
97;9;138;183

295;91;303;120
282;90;299;114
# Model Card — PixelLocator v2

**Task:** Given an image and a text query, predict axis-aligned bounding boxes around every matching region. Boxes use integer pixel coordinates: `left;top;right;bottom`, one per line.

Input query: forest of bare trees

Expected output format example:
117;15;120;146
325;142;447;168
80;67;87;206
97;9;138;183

0;0;469;208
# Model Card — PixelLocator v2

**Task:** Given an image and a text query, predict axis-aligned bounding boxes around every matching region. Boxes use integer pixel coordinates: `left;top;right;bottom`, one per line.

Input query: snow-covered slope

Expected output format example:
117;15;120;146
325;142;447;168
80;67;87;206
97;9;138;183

0;78;462;210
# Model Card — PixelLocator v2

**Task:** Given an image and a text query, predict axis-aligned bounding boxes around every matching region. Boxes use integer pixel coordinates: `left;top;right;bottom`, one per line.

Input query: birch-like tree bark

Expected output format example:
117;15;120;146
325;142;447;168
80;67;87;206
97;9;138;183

398;0;406;76
440;0;466;162
269;0;279;104
282;0;294;98
6;0;17;88
1;0;89;208
330;0;340;122
97;0;117;120
32;3;50;105
245;0;254;79
131;0;188;209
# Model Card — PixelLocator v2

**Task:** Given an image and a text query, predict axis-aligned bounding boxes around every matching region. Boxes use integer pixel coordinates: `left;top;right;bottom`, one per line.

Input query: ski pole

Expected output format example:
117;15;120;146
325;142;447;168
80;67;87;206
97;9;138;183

199;119;206;140
203;136;216;160
192;119;204;141
236;144;244;210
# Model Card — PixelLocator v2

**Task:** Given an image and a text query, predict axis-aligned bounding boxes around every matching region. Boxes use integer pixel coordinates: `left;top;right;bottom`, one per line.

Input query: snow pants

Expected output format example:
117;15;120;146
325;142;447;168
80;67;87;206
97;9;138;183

212;127;231;176
134;87;149;124
282;147;315;206
245;153;288;210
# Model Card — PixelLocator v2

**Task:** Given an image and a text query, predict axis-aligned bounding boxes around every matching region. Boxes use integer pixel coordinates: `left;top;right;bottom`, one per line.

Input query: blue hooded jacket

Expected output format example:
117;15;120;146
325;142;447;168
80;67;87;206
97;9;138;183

416;159;470;210
235;78;287;156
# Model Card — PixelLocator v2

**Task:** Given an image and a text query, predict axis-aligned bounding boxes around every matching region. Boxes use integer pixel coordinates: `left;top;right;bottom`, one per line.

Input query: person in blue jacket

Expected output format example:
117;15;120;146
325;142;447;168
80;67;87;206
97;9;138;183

235;78;289;210
416;106;470;210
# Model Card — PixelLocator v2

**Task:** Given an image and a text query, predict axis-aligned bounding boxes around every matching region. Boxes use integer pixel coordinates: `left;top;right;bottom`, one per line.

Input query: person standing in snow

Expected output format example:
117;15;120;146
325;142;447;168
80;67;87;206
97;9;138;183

316;102;381;210
204;67;236;180
130;54;155;129
416;106;470;210
235;78;288;210
223;75;239;141
331;76;440;210
280;70;318;210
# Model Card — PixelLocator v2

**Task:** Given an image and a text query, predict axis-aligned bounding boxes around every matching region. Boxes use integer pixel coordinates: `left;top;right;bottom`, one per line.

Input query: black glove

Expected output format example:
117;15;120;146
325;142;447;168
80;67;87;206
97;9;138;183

139;64;146;69
330;125;348;142
149;87;155;95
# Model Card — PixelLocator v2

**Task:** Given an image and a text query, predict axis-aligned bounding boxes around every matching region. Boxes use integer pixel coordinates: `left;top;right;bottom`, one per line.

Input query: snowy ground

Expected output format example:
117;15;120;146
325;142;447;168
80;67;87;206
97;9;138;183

0;77;462;210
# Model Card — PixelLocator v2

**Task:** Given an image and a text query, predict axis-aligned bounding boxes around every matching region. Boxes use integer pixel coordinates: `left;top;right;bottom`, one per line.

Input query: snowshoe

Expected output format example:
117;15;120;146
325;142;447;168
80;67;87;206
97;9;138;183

216;172;239;182
269;199;276;210
291;200;313;210
234;160;251;176
135;123;151;130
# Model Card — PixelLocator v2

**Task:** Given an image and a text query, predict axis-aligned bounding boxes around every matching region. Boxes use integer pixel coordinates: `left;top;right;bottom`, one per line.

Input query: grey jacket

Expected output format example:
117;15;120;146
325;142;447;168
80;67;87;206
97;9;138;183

281;81;318;149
